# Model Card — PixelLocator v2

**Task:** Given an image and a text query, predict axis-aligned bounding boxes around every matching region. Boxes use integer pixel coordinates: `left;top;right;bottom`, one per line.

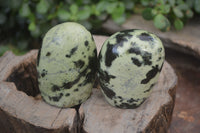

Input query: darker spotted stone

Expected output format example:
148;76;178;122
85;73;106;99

85;40;89;46
144;84;155;93
116;102;138;109
131;57;142;67
137;32;154;42
65;46;78;58
74;60;85;69
65;93;70;96
46;52;51;56
127;98;135;103
51;85;60;92
101;84;116;99
141;65;159;84
48;93;63;102
37;49;41;66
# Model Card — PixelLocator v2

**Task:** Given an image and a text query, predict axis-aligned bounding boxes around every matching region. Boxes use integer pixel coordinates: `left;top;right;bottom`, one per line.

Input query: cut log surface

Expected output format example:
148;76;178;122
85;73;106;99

0;51;77;133
0;35;177;133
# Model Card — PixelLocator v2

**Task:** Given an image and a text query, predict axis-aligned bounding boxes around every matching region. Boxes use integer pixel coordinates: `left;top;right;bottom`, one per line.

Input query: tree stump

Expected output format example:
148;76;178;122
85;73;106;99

0;51;77;133
0;35;177;133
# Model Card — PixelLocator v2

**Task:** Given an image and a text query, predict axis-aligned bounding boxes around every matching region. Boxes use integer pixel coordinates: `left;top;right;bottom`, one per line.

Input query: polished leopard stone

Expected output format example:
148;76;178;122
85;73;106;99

37;22;97;108
98;29;165;109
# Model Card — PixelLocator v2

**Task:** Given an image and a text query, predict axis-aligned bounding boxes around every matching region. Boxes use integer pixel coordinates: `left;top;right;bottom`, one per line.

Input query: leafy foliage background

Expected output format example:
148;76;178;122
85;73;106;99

0;0;200;55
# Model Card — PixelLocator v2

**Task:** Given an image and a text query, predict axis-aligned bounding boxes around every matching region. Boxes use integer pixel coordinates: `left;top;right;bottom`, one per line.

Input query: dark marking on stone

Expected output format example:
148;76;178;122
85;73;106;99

101;84;116;99
82;52;84;55
131;57;142;67
114;100;117;104
74;88;79;92
65;46;78;58
128;47;141;55
138;32;154;42
127;98;135;103
118;96;122;99
48;93;63;102
41;69;47;78
116;98;146;109
51;85;60;92
37;49;41;66
85;40;89;46
65;93;70;96
98;70;116;84
157;57;162;61
144;84;155;93
73;60;85;69
79;100;82;104
158;48;162;52
143;52;152;65
105;42;118;67
141;65;159;84
46;52;51;56
159;62;164;72
91;36;94;41
84;55;86;58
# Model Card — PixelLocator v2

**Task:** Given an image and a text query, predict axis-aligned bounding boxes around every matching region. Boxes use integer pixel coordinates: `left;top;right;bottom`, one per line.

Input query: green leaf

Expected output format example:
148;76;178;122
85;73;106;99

70;4;78;15
141;0;150;6
186;0;194;8
30;25;40;38
124;0;134;10
113;14;126;24
174;19;184;30
19;3;31;17
186;9;193;18
36;0;50;14
142;8;153;20
96;1;108;12
173;7;184;18
177;3;189;11
28;22;36;31
154;14;170;31
151;9;158;16
106;2;118;14
57;9;70;21
111;2;125;19
195;0;200;13
168;0;175;6
163;4;171;14
77;8;91;20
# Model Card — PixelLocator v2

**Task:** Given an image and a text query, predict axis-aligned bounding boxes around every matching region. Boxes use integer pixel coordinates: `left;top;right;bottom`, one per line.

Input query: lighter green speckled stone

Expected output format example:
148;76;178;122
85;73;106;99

37;22;97;108
98;29;165;109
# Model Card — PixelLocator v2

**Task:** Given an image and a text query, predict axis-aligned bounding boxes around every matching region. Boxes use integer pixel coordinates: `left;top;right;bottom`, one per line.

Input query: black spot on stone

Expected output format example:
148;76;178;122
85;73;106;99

116;103;138;109
98;70;116;84
138;32;154;42
144;84;155;93
114;100;117;104
82;52;84;55
101;84;116;99
37;49;41;66
65;93;70;96
127;98;135;103
128;47;141;55
51;85;60;92
157;57;162;61
85;40;89;46
131;57;142;67
41;69;47;78
117;96;122;99
84;55;86;58
74;88;79;92
105;42;118;67
49;93;63;102
158;48;162;52
46;52;51;56
66;46;78;58
73;60;85;69
141;65;159;84
142;52;152;65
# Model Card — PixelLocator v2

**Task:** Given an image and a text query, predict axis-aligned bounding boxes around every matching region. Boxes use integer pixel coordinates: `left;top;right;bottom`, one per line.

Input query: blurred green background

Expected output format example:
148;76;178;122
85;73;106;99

0;0;200;56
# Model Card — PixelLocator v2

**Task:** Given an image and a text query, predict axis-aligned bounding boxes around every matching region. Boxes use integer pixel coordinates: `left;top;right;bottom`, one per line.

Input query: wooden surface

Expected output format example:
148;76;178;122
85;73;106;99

0;51;77;133
166;48;200;133
0;35;177;133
